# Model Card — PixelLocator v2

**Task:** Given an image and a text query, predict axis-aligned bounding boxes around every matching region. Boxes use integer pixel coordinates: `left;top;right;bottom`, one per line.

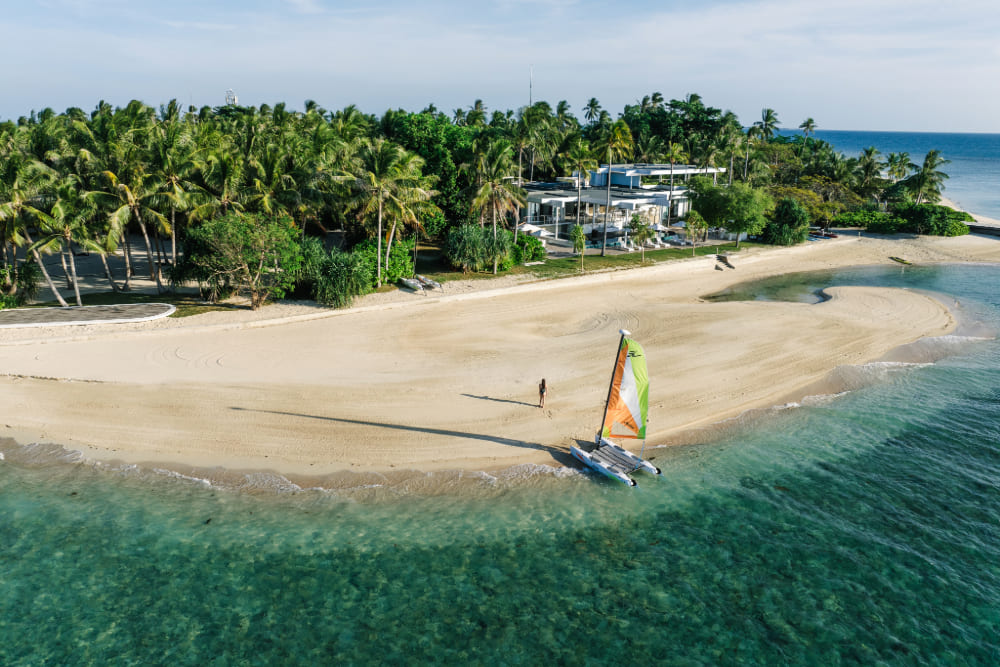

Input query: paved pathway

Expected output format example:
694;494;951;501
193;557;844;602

0;303;176;329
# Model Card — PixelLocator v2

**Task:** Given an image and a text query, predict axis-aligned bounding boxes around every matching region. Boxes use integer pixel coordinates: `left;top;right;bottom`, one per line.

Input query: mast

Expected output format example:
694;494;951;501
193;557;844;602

598;329;629;442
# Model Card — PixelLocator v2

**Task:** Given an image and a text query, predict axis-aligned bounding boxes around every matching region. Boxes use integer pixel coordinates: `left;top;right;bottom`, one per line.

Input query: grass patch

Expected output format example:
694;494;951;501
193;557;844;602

411;240;761;283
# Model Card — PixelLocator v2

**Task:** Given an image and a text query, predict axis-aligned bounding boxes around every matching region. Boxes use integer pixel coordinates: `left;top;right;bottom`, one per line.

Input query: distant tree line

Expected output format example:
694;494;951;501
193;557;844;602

0;95;956;309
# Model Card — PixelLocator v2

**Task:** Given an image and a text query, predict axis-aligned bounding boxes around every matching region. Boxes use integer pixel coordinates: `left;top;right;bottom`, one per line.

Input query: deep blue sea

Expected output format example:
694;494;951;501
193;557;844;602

779;129;1000;220
3;263;1000;665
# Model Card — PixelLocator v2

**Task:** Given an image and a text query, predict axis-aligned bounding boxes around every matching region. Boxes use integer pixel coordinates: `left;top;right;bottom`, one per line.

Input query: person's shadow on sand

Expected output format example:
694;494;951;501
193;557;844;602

461;393;537;407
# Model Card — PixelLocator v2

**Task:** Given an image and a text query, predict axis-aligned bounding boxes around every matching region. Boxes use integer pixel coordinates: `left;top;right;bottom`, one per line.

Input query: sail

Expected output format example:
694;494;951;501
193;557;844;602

601;337;649;440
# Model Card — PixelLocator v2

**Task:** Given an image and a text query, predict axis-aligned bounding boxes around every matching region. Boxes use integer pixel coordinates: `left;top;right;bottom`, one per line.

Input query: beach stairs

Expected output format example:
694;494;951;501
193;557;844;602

717;254;735;269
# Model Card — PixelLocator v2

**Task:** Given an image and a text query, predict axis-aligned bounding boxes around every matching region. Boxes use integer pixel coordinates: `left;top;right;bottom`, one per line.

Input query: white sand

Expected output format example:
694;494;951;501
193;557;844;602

2;232;998;476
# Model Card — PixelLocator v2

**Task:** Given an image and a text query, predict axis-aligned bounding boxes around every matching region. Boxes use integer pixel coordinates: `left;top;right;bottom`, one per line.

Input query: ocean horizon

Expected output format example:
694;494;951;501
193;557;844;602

778;128;1000;221
2;262;999;664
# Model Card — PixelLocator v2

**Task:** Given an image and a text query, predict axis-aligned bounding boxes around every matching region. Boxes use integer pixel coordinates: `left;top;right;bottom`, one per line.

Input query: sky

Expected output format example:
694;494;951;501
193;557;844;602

4;0;999;132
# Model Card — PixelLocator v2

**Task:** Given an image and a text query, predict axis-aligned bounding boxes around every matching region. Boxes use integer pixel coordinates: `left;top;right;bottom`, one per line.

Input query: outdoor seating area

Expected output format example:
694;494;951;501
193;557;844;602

581;231;694;252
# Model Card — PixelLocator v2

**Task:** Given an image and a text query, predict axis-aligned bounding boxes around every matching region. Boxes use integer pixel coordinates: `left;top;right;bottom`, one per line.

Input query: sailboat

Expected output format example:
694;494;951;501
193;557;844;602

571;329;662;487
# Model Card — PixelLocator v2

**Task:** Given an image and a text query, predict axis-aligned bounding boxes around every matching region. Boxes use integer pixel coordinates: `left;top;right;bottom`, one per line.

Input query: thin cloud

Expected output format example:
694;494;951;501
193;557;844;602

284;0;326;14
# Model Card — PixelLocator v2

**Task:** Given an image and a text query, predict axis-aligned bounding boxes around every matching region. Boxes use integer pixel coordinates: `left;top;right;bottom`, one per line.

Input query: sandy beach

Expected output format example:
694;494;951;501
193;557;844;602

2;232;999;481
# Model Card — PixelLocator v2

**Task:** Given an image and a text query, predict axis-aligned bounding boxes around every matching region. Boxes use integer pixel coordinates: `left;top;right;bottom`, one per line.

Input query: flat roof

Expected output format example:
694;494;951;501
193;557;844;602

523;183;686;208
595;163;726;176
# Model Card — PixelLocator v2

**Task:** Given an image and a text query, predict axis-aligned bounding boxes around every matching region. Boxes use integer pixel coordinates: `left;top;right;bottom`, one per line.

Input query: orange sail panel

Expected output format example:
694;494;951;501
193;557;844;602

601;337;649;439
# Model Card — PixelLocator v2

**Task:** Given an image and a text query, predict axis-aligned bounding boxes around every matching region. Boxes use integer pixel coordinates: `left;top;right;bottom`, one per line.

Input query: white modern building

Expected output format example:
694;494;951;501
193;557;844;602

522;163;725;240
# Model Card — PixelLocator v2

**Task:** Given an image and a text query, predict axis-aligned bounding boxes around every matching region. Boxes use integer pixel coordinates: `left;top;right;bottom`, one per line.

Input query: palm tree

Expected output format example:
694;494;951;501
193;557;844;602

664;141;688;227
510;116;532;186
756;108;780;141
349;138;433;287
523;102;557;182
329;105;371;144
558;137;597;229
797;118;817;159
798;118;816;138
885;152;913;183
594;120;634;255
466;99;487;127
633;131;665;164
855;146;884;201
380;151;436;271
96;170;171;291
149;118;196;266
0;161;70;306
29;175;100;306
583;98;602;125
470;139;525;274
715;115;742;186
905;149;950;204
628;214;653;263
554;100;577;133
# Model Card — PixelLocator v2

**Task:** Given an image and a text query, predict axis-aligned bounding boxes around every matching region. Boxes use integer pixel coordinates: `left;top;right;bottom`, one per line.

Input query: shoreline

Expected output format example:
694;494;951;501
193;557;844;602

939;195;1000;227
2;232;999;487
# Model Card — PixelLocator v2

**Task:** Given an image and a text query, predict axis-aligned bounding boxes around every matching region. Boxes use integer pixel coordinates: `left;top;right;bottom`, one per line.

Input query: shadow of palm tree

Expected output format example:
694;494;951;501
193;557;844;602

460;393;537;408
230;407;577;466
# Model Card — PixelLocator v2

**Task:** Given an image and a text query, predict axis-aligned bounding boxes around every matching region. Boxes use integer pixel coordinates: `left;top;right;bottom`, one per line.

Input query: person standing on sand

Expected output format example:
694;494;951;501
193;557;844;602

538;379;547;408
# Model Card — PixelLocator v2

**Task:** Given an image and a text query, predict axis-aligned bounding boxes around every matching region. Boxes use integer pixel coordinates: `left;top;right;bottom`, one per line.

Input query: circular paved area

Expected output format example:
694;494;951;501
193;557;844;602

0;303;176;328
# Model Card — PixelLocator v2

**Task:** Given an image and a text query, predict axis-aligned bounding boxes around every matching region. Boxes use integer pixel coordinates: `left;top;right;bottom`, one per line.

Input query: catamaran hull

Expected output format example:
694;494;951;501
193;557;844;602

570;438;661;487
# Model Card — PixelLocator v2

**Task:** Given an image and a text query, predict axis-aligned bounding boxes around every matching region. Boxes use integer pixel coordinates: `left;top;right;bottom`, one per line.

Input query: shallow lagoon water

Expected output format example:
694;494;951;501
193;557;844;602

2;264;999;664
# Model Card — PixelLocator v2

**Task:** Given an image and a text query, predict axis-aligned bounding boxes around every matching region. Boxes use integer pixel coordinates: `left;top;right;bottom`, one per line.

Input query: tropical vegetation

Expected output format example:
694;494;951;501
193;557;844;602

0;94;957;310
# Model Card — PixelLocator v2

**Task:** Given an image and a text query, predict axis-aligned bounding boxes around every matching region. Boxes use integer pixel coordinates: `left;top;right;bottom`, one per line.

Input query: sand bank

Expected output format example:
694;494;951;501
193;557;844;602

1;233;998;478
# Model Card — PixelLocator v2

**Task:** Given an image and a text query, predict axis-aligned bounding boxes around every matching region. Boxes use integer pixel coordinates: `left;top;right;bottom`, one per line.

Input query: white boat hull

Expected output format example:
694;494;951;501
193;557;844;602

570;438;661;487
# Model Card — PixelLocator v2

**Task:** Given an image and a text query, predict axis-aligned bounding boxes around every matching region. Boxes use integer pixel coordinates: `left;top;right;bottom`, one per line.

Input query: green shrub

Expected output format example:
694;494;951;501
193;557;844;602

833;210;906;234
486;230;514;272
444;224;489;272
314;249;374;308
443;225;515;273
173;212;302;308
761;198;810;246
353;237;415;287
943;219;971;237
833;210;885;228
865;214;908;235
0;262;40;308
835;203;972;237
420;208;449;241
513;233;546;263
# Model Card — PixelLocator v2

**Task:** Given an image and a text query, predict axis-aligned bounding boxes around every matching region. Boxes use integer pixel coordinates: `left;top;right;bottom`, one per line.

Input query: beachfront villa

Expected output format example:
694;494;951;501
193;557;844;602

521;163;726;243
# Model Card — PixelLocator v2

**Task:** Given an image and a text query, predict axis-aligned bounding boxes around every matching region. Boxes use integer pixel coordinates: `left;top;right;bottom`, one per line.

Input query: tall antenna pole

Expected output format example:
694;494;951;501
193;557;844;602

529;65;533;106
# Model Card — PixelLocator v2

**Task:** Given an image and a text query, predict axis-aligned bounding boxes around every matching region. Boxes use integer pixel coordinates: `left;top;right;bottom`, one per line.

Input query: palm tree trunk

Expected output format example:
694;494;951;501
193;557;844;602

384;220;398;273
22;229;69;307
59;249;72;290
492;205;498;275
376;200;383;288
170;207;178;266
123;235;133;290
601;164;611;256
66;238;83;307
99;253;121;292
576;182;582;228
667;163;675;227
134;212;163;291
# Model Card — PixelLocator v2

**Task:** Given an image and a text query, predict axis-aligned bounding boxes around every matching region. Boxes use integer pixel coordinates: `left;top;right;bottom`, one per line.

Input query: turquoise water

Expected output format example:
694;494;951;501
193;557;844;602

778;129;1000;220
3;264;1000;665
